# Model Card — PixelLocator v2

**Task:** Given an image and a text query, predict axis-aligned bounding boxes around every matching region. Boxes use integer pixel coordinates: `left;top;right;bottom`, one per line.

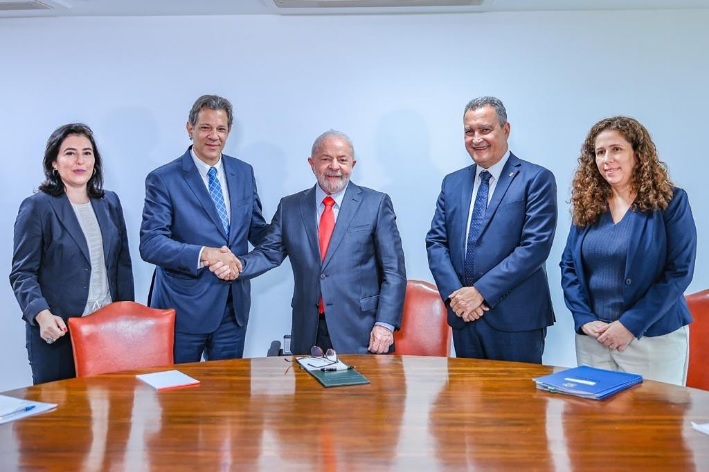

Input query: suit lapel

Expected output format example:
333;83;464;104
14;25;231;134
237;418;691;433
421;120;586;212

222;156;241;245
624;210;648;278
573;225;592;290
298;186;320;260
49;194;90;263
323;183;362;268
458;166;475;265
91;197;115;264
481;154;521;231
181;150;227;239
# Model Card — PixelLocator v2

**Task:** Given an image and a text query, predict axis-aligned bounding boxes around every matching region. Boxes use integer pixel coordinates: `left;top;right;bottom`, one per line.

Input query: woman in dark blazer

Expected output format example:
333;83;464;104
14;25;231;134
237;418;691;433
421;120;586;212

10;123;134;384
560;116;696;385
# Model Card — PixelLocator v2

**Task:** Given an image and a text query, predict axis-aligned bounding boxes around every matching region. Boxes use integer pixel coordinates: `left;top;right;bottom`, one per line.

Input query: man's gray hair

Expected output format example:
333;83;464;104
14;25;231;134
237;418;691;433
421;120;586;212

463;96;508;126
311;130;355;158
188;95;234;129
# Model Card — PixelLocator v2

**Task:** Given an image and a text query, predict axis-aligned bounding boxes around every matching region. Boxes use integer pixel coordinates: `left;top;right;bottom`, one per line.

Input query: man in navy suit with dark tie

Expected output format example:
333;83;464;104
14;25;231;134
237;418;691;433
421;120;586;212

237;130;407;355
140;95;268;363
426;96;557;363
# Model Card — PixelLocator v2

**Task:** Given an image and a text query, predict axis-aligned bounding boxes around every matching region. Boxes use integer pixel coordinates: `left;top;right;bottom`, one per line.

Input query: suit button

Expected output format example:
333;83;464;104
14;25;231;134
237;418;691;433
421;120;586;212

320;274;326;280
625;278;632;285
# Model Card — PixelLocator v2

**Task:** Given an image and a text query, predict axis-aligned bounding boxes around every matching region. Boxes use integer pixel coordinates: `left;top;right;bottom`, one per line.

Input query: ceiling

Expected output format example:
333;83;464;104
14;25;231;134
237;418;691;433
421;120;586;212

1;0;708;19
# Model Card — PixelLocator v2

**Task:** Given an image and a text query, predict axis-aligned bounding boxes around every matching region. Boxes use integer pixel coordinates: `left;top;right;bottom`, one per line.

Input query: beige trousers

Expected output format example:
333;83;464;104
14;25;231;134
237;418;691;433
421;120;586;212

575;325;689;386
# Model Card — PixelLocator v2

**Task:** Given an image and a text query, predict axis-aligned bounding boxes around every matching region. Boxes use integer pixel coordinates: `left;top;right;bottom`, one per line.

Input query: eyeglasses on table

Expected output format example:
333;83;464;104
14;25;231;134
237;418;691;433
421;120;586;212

284;346;338;369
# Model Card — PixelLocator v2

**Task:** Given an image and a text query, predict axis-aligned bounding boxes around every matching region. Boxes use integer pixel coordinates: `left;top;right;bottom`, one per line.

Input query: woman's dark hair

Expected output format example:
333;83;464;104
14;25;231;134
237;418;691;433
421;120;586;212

39;123;104;198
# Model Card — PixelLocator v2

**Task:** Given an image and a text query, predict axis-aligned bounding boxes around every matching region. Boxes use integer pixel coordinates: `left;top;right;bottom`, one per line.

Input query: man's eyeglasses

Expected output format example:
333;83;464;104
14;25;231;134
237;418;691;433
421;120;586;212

307;346;337;368
284;346;338;366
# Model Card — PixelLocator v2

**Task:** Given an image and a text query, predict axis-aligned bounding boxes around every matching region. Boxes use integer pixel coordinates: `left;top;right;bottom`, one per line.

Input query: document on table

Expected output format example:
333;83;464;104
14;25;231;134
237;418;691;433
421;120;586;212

296;356;352;372
0;395;57;424
692;422;709;435
136;370;200;391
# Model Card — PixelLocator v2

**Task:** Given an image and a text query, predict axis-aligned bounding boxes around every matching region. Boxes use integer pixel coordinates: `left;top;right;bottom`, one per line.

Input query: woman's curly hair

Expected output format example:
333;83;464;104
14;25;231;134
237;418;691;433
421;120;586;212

570;116;673;226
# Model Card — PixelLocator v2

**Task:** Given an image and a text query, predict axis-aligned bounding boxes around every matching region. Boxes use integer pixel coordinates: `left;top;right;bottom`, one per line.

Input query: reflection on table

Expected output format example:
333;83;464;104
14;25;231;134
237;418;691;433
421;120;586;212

1;356;708;470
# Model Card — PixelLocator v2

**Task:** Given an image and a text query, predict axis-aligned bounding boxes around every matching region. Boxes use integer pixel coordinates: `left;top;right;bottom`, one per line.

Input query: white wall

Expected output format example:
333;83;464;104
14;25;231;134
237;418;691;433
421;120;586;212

1;10;707;391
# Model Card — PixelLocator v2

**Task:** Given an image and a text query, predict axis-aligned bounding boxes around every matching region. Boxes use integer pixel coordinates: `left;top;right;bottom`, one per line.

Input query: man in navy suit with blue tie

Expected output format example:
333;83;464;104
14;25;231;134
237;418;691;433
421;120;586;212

426;97;557;363
140;95;268;363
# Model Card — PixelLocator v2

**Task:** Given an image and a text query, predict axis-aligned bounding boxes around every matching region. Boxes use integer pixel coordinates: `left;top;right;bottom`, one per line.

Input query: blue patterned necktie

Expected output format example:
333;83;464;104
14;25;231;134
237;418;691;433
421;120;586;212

207;166;229;236
464;170;491;286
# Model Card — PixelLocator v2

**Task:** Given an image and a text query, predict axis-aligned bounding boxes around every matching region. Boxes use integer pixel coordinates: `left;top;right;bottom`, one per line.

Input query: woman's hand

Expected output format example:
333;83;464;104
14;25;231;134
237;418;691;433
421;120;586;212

597;320;634;351
580;320;609;338
35;309;67;344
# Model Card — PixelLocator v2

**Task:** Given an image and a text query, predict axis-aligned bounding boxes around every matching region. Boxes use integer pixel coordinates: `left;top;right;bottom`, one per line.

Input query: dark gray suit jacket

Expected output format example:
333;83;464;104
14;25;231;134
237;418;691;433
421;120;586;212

240;182;407;355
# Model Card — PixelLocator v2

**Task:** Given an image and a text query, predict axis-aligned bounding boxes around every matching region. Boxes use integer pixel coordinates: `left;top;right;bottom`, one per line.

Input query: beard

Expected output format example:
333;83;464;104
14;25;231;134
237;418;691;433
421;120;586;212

316;173;350;194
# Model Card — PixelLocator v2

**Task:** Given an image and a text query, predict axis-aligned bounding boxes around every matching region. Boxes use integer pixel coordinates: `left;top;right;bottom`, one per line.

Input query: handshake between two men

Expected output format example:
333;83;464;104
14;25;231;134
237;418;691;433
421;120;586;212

201;246;242;281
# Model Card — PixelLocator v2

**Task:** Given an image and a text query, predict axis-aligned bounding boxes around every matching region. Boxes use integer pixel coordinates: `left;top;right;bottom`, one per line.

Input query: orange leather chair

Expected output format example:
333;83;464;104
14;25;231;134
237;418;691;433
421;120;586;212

68;301;176;377
686;289;709;390
394;280;451;356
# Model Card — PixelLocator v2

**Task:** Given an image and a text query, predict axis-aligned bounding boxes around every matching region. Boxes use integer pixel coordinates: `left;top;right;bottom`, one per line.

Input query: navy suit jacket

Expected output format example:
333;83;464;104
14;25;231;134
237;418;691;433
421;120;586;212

139;148;268;334
239;182;407;355
560;187;696;338
10;191;134;323
426;153;557;332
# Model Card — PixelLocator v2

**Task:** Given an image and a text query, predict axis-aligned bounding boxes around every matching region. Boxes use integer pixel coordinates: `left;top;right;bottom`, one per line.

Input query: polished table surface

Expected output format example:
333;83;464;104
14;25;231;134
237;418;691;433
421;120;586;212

2;355;709;470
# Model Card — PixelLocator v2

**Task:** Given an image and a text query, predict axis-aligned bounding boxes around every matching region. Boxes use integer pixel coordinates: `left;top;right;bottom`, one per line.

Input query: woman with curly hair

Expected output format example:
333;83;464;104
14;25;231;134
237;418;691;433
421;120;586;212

560;116;696;385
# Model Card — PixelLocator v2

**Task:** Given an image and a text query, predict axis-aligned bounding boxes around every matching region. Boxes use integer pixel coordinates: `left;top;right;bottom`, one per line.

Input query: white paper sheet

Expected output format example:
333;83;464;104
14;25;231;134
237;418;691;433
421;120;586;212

296;356;352;372
136;370;200;391
691;422;709;435
0;395;57;424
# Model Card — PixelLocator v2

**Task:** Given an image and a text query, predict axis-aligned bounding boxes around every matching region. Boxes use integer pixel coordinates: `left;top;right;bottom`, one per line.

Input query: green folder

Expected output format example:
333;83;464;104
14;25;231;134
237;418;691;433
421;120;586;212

307;367;370;388
296;357;370;388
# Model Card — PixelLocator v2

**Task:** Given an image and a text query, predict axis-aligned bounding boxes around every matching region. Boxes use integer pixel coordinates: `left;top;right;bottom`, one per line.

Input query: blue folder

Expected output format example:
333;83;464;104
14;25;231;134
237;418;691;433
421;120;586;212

534;365;643;400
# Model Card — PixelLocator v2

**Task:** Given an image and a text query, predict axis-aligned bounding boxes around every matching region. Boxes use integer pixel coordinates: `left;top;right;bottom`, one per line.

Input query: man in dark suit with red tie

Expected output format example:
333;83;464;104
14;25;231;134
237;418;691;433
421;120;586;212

426;96;557;363
237;130;407;355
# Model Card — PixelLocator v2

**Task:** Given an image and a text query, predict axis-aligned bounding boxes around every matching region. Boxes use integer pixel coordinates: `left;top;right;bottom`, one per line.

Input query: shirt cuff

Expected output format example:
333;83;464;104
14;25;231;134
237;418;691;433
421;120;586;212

198;246;206;269
375;321;394;332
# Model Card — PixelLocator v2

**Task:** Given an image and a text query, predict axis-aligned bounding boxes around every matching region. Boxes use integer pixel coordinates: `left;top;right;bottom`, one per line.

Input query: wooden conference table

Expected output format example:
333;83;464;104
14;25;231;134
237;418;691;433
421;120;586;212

1;356;708;470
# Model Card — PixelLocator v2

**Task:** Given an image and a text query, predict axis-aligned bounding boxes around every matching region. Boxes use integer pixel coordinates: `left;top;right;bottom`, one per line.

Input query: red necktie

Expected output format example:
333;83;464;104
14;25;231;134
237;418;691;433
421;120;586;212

318;196;335;314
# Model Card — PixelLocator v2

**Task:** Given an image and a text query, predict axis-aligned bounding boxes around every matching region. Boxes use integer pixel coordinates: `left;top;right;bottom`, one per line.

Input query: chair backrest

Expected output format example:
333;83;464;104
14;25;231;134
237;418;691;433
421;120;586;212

68;301;176;377
394;280;451;356
686;289;709;390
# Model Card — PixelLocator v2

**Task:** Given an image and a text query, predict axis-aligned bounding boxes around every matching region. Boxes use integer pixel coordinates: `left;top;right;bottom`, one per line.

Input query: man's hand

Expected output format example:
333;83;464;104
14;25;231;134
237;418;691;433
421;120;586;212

448;286;489;322
201;246;242;281
596;320;634;352
368;325;394;354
